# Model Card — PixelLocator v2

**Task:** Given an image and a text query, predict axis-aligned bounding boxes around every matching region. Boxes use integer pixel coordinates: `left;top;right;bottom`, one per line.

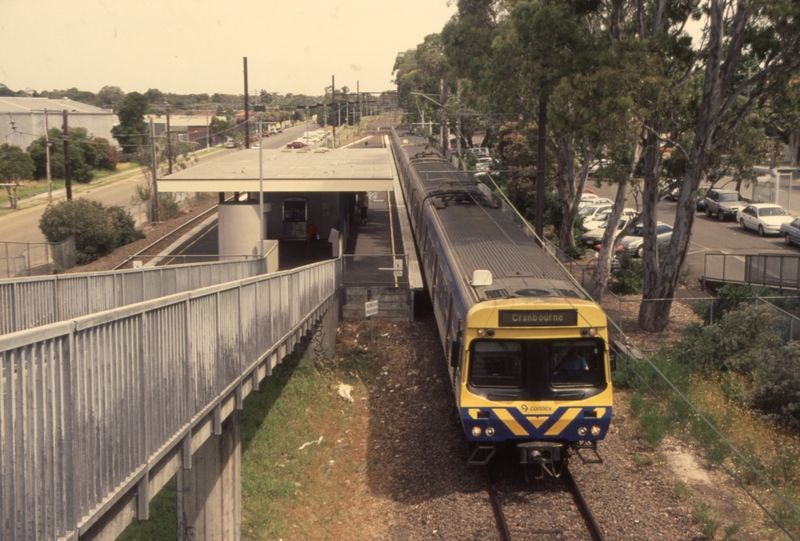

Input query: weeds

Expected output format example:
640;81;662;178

693;501;721;538
674;481;691;500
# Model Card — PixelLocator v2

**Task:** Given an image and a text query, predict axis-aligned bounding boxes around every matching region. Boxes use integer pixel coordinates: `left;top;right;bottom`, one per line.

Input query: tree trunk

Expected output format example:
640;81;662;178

638;0;739;331
554;138;584;251
590;141;641;297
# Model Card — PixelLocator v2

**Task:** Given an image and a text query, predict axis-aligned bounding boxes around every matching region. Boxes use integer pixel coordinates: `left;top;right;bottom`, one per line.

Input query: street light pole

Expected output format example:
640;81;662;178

258;119;264;257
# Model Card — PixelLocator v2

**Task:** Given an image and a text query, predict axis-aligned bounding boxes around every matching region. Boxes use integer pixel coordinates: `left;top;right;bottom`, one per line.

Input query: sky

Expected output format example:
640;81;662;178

0;0;458;98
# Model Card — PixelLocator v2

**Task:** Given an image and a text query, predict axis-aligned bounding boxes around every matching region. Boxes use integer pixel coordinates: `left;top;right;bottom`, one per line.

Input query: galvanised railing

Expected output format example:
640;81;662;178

1;259;340;541
0;258;267;336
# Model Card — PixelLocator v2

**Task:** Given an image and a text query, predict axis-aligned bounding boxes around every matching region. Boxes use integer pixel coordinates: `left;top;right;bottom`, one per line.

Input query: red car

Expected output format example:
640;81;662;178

286;141;307;148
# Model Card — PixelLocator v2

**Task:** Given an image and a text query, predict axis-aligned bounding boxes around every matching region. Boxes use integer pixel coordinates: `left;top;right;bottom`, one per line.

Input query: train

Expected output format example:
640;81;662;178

390;125;615;476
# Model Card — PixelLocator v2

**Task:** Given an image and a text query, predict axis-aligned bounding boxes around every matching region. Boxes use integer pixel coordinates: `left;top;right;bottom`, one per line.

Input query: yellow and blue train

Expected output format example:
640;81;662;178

391;126;614;475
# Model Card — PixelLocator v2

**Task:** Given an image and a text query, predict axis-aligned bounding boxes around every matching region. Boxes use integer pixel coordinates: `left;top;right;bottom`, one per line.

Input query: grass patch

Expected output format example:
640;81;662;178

239;331;376;540
117;324;379;541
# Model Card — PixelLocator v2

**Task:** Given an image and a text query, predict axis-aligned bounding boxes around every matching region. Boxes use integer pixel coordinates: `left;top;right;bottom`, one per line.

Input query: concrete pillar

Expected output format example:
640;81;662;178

177;411;241;541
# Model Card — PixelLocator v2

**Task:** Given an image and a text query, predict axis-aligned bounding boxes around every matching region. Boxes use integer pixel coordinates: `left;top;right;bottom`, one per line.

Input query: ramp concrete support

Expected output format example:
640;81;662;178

314;296;339;360
177;411;241;541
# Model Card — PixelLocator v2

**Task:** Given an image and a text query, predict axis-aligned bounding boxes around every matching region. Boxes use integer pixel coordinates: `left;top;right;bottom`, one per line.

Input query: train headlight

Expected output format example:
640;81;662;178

485;427;496;437
472;426;482;437
577;426;588;436
591;426;602;436
477;328;496;337
580;327;598;337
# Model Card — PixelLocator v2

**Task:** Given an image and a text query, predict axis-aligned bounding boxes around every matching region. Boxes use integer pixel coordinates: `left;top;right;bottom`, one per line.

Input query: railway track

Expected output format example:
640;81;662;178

487;460;605;541
112;203;220;270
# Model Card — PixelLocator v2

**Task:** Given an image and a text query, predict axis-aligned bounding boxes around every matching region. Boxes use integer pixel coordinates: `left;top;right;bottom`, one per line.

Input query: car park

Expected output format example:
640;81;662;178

617;222;673;257
736;203;793;236
781;218;800;246
704;188;747;221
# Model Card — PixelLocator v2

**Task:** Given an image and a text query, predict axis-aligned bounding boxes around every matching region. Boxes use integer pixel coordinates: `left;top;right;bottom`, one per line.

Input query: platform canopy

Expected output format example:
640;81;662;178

158;147;395;193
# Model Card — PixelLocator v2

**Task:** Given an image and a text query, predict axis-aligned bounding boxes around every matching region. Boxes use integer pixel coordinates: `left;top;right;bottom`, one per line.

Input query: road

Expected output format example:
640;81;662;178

0;123;310;246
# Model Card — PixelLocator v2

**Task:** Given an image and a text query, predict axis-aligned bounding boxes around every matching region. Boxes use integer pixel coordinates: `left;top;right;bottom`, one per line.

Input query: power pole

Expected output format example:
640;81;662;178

331;75;336;149
45;109;52;203
244;57;250;149
150;118;160;223
165;103;173;175
62;110;72;201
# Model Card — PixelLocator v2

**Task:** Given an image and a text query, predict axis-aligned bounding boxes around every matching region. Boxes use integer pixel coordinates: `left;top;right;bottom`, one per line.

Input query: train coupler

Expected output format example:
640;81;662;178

468;443;496;466
518;441;563;466
573;440;603;464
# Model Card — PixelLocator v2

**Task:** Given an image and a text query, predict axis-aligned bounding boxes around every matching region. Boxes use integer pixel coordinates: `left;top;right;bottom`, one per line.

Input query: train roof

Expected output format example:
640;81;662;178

395;128;587;304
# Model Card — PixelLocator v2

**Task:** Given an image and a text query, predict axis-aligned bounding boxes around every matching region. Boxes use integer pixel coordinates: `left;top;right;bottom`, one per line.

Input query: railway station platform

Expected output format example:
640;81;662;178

157;139;423;321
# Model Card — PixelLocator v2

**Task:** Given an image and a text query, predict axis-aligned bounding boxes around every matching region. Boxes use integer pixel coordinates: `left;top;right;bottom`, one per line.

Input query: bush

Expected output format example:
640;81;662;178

676;304;783;375
691;283;766;324
609;254;643;295
39;199;144;263
158;193;180;221
749;342;800;429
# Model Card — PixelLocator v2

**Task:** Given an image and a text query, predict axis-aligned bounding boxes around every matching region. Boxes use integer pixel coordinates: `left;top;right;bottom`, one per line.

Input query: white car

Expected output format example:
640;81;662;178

578;204;613;222
736;203;793;236
582;217;633;247
577;196;613;210
583;208;637;231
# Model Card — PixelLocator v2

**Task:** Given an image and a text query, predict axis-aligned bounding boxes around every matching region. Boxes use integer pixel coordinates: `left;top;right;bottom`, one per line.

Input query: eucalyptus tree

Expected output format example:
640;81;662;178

638;0;800;331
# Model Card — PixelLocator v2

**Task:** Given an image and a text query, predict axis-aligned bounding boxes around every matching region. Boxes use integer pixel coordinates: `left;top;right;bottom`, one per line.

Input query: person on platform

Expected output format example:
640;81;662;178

357;192;369;224
306;219;320;257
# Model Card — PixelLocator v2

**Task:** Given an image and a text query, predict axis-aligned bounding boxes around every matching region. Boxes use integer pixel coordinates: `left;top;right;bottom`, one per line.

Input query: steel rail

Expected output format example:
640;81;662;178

112;203;220;270
563;464;606;541
486;466;512;541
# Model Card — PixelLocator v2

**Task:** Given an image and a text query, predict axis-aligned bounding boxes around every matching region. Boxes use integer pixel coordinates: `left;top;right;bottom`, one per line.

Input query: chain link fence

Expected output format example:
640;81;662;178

0;237;76;279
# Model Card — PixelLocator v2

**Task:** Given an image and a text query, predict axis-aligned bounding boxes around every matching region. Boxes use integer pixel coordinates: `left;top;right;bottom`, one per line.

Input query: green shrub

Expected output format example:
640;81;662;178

676;304;782;375
158;193;180;220
749;342;800;429
693;283;756;324
39;199;144;263
609;254;643;295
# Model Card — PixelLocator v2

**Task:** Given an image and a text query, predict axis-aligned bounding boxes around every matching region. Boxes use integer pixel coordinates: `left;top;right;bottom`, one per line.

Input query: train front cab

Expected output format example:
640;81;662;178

459;300;614;475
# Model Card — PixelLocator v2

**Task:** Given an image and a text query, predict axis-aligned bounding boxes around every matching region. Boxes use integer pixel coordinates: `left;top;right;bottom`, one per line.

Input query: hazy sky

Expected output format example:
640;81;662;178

0;0;457;97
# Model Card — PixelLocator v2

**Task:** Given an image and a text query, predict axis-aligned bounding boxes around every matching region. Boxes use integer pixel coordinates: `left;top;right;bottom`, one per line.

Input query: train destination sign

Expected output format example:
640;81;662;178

498;309;578;327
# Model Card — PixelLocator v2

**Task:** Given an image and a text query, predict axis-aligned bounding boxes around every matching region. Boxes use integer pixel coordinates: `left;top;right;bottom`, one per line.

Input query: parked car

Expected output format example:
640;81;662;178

477;156;495;172
617;222;673;257
286;141;308;148
704;189;747;221
577;196;613;210
781;218;800;246
578;204;613;222
695;186;711;211
583;208;637;231
736;203;793;236
582;218;632;247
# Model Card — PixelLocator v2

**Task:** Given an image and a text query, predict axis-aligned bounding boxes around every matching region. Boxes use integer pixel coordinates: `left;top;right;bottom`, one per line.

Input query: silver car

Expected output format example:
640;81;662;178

618;222;673;258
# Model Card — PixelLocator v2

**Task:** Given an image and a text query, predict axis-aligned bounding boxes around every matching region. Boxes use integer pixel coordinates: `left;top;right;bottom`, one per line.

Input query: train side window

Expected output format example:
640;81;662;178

469;341;523;388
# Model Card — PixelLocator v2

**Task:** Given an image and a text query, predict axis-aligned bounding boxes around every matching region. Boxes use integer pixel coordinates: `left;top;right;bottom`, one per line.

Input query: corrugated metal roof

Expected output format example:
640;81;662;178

0;97;112;114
